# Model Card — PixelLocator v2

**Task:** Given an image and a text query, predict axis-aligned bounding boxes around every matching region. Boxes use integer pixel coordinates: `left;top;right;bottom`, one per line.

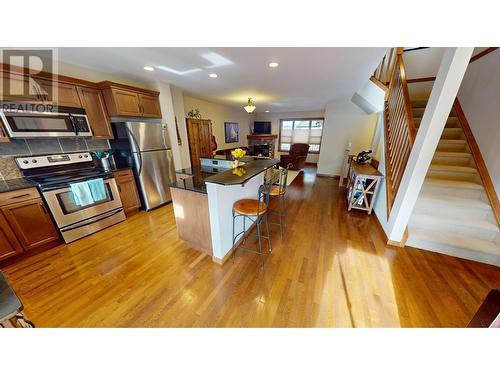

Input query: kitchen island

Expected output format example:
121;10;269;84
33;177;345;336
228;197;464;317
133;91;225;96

170;157;279;263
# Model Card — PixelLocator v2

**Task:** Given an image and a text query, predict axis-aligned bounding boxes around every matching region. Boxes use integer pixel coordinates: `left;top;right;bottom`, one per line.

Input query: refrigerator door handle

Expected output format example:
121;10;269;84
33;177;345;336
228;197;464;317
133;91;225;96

127;127;143;176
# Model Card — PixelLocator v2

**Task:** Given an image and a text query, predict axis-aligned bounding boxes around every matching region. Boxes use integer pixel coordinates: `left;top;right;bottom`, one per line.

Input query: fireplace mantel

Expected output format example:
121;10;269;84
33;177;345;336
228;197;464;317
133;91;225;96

247;134;278;140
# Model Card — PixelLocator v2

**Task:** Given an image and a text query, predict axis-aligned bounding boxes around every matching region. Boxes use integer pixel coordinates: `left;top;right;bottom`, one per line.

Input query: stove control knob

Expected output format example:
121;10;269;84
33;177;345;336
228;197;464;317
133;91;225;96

23;160;29;164
32;159;37;163
84;154;89;158
78;155;83;158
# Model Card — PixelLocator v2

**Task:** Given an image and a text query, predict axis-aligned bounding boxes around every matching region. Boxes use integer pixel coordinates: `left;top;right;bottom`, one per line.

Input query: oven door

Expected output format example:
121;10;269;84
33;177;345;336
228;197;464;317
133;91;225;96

42;178;123;228
0;110;92;138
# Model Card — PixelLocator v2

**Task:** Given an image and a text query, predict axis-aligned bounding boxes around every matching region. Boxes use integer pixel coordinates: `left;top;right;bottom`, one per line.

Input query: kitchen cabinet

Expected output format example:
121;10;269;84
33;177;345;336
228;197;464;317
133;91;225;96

77;87;113;139
113;169;141;215
186;118;213;169
101;83;162;118
35;79;83;108
0;71;43;103
0;213;23;261
1;197;59;251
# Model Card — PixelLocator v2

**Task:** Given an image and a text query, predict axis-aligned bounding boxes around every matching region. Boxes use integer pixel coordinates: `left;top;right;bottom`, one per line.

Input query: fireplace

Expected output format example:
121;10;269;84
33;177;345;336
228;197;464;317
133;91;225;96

253;144;270;157
247;134;278;158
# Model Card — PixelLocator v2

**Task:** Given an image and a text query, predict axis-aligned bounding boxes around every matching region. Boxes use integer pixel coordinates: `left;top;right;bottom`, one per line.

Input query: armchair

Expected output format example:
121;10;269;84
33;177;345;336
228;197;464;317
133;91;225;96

279;143;309;170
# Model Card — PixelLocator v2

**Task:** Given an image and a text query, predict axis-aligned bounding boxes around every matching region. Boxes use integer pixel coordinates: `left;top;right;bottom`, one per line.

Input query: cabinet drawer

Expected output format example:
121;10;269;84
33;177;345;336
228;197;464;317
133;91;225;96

113;169;134;180
0;188;40;207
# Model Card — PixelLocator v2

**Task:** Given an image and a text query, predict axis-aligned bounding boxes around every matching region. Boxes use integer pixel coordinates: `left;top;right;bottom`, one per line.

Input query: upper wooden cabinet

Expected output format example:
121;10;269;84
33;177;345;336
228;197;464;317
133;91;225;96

77;87;113;139
35;78;83;108
0;71;43;102
100;82;162;119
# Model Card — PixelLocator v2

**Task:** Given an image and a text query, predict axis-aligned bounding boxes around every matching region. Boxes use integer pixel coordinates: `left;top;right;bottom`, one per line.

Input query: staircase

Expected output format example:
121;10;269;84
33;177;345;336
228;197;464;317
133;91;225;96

406;99;500;266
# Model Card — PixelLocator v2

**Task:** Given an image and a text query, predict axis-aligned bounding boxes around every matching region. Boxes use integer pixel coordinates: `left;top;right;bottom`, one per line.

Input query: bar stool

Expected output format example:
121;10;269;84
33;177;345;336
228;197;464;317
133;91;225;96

232;178;273;269
267;164;291;236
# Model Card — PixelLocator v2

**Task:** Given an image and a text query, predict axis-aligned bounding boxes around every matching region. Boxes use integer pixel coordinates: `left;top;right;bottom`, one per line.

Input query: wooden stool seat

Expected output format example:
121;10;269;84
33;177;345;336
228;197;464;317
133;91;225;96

269;185;286;196
233;199;267;216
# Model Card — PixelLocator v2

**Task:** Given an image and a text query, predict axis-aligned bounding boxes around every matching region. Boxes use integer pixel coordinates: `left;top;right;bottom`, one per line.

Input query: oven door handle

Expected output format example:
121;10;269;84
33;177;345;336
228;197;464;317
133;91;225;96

60;208;124;232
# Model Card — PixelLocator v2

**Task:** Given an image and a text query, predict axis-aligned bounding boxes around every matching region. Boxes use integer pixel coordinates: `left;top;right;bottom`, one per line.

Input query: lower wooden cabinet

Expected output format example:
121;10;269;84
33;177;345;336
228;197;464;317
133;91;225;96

113;169;141;215
1;198;60;251
0;213;23;261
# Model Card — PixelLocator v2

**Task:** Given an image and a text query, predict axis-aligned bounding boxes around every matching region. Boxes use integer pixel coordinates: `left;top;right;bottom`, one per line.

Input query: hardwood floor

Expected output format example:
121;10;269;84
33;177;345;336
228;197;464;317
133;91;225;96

2;166;500;327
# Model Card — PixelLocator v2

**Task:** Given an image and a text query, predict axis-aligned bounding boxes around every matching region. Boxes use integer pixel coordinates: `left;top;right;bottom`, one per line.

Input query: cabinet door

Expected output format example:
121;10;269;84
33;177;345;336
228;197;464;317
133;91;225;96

1;198;59;251
139;94;162;118
36;79;82;108
108;89;141;116
115;175;141;214
0;71;43;102
0;212;23;261
78;87;113;139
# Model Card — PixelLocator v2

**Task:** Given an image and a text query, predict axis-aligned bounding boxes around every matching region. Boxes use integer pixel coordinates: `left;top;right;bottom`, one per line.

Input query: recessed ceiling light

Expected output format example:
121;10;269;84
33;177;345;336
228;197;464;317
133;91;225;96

209;73;218;78
144;66;154;72
269;62;279;68
265;110;270;112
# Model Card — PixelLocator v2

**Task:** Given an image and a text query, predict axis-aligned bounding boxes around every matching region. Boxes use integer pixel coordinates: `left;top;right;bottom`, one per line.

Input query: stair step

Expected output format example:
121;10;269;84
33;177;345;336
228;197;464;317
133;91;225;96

436;139;467;152
406;228;500;266
410;213;499;242
422;178;484;199
429;164;477;173
440;127;464;140
427;164;478;182
414;116;460;128
432;151;473;166
415;192;493;221
410;99;428;108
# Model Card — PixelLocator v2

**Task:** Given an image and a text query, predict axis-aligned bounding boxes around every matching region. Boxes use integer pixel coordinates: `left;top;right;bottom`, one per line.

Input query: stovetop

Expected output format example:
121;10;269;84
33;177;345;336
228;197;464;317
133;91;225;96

26;168;112;191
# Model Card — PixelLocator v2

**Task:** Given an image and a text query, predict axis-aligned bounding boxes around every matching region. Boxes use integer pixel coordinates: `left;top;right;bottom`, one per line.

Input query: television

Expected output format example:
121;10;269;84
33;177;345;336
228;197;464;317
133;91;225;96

253;121;271;134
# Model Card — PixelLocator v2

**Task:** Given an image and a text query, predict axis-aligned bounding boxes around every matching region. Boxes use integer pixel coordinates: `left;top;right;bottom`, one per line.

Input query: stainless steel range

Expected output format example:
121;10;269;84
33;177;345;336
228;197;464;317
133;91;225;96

15;152;126;243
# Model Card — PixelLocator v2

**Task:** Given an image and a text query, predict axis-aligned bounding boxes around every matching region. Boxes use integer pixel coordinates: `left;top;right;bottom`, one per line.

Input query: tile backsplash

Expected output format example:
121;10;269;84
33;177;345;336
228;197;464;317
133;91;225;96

0;137;110;180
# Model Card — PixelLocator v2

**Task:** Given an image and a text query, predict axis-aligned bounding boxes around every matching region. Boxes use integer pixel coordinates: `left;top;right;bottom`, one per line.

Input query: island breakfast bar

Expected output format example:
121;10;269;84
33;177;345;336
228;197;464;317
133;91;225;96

170;157;279;263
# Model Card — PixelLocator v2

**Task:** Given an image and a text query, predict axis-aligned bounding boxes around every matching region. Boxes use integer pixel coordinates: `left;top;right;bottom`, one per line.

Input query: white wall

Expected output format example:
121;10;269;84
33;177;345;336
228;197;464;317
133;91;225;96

171;85;191;169
317;99;378;176
183;95;254;151
253;110;325;163
458;48;500;195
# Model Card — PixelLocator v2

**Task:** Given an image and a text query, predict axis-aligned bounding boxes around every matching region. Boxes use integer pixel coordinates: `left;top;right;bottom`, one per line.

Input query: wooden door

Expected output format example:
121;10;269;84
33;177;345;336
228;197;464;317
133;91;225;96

0;212;23;261
78;87;113;139
1;198;59;251
186;118;201;169
114;170;141;214
103;88;142;116
139;94;162;118
36;79;82;108
199;120;213;158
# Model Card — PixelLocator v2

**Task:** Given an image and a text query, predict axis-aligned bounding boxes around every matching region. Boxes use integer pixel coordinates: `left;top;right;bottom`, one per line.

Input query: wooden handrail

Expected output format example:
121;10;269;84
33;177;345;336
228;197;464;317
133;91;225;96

454;99;500;226
383;49;416;215
372;48;399;88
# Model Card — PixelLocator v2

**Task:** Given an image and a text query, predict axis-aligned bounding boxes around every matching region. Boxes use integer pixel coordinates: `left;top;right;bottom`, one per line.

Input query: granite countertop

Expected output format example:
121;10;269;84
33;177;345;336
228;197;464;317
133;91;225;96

204;158;280;186
0;271;23;322
0;177;38;194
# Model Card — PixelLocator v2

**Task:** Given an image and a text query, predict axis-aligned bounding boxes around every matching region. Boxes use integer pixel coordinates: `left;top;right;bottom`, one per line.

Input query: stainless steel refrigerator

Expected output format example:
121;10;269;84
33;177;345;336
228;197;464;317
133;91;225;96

111;121;176;211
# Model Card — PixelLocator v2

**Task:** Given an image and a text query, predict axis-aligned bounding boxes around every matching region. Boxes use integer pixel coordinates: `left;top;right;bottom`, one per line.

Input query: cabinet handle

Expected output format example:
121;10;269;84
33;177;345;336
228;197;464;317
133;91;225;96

9;193;30;200
39;202;47;214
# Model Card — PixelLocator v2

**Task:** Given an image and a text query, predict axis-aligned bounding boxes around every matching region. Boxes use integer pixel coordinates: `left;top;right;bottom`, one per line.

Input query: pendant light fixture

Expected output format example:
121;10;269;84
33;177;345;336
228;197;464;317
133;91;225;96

243;98;256;113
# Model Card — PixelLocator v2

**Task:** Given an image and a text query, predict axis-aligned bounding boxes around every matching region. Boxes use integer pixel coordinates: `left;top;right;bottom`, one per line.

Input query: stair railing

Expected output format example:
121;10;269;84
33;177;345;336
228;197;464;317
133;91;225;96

372;47;398;87
382;48;417;214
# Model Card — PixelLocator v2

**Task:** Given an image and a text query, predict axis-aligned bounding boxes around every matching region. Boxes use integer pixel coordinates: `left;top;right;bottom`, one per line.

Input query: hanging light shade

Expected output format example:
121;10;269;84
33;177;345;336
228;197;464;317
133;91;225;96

243;98;256;113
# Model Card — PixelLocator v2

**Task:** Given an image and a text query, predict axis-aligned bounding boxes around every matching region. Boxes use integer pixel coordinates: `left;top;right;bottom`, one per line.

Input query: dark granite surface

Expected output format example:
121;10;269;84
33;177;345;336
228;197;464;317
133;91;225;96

0;177;38;193
204;158;279;186
0;271;22;321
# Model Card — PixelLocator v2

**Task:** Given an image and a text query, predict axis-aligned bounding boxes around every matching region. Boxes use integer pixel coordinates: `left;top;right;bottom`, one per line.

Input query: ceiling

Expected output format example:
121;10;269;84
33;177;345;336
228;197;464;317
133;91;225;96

57;47;387;112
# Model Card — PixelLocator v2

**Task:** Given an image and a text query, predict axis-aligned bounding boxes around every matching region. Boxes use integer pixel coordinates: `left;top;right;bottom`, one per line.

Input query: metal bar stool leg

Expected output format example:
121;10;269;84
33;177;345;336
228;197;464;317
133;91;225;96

265;212;272;252
232;210;237;262
256;216;264;269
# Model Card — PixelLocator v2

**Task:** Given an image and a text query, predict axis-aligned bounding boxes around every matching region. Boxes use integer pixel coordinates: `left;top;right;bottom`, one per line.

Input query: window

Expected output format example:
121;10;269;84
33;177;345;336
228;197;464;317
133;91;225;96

279;118;324;154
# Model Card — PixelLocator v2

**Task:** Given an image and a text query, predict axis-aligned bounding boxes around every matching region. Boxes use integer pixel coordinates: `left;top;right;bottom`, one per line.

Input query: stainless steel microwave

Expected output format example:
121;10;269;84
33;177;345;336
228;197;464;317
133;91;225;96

0;105;93;138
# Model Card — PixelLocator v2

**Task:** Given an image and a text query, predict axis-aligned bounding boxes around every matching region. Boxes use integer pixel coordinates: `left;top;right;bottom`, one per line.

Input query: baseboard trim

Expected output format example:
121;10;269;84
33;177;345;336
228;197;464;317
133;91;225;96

387;227;408;248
